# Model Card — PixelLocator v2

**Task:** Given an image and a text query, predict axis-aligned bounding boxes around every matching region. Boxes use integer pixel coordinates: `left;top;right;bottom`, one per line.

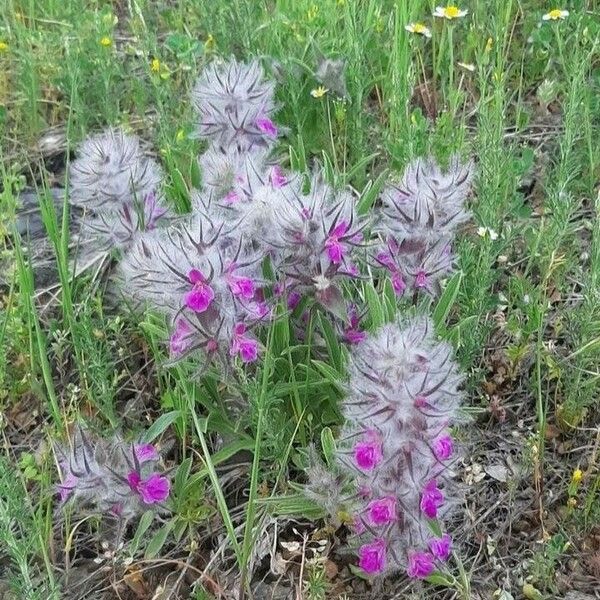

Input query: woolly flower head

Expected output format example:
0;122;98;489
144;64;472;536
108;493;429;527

191;59;278;150
194;145;286;211
55;427;169;519
69;129;172;252
334;317;464;576
376;156;473;296
69;129;163;210
119;215;268;364
257;169;367;315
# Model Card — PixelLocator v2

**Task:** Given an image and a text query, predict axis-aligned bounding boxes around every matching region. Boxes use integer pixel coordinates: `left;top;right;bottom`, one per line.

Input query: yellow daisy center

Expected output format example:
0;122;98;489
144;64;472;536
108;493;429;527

444;6;460;18
547;9;562;19
414;23;426;33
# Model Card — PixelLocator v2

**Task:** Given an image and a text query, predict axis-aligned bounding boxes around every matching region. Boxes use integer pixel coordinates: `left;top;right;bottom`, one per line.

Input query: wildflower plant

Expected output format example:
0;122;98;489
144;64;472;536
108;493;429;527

375;156;473;297
55;427;170;519
332;316;465;577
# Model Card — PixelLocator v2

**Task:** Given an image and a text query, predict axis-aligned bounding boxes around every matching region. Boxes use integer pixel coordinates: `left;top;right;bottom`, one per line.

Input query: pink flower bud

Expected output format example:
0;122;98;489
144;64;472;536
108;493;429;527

184;269;215;313
354;431;383;470
391;272;406;297
128;471;170;504
169;318;193;357
228;275;255;299
135;443;159;463
434;435;454;460
358;538;386;574
407;551;435;578
270;165;287;188
420;479;444;518
414;270;429;290
256;117;278;137
428;533;452;561
224;190;240;204
366;496;397;526
230;323;259;363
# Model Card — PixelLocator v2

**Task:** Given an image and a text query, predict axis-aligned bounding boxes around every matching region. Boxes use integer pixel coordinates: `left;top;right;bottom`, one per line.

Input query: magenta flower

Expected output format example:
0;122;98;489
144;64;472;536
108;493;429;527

135;443;159;463
287;291;302;310
224;190;240;204
325;221;349;264
358;539;386;574
428;533;452;561
344;306;367;344
227;274;256;299
375;251;396;271
407;552;435;579
184;269;215;313
414;270;429;290
169;318;193;357
256;117;278;137
354;431;383;470
127;471;170;504
420;480;444;518
230;323;259;363
391;271;406;297
270;165;287;188
434;434;454;460
366;496;397;526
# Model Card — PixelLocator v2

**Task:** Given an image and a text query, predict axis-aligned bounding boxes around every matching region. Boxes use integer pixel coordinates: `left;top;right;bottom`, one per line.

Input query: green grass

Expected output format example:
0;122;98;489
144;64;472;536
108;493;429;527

1;0;600;597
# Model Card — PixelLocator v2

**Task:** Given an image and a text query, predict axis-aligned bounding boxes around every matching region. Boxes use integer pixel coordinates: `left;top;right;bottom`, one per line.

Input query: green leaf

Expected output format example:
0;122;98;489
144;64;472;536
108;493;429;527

142;410;183;443
357;170;388;215
130;511;155;555
145;521;174;559
425;572;455;586
258;494;325;519
174;457;193;497
311;360;344;389
433;270;463;329
317;312;342;372
364;282;385;328
186;437;254;488
320;427;336;466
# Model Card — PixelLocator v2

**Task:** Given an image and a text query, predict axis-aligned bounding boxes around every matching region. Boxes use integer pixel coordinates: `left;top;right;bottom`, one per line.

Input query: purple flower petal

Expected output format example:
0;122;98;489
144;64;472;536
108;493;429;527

420;479;444;518
135;443;159;463
256;117;278;137
407;552;435;578
428;534;452;561
358;538;386;574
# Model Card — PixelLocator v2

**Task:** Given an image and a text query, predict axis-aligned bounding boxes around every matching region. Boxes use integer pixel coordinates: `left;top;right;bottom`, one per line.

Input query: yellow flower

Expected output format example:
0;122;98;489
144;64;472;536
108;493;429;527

542;9;569;21
307;4;319;21
99;36;112;47
485;37;493;52
151;58;161;73
311;86;328;99
405;23;432;38
0;41;8;53
433;5;468;19
572;468;583;483
204;34;215;51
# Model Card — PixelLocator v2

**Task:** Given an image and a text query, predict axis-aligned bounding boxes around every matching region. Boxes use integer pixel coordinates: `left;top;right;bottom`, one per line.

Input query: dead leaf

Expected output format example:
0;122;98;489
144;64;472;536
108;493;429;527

124;565;150;599
485;464;510;482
